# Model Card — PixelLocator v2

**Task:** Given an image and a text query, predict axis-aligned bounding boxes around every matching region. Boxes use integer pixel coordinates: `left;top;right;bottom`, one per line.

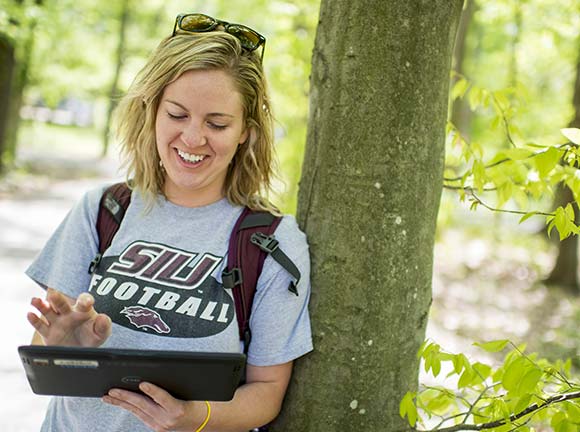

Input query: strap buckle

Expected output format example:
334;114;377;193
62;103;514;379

222;268;243;289
250;232;279;253
88;253;102;274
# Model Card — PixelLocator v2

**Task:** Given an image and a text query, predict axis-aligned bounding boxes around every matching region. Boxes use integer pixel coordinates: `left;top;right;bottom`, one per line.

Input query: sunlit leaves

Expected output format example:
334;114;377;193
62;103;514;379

535;146;561;177
451;77;470;100
402;339;580;431
561;128;580;145
546;204;579;240
473;339;510;352
444;74;580;241
399;392;417;427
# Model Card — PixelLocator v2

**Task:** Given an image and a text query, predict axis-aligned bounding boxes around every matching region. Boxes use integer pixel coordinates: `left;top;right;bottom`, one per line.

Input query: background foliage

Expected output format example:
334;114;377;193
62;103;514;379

3;0;580;430
0;0;320;212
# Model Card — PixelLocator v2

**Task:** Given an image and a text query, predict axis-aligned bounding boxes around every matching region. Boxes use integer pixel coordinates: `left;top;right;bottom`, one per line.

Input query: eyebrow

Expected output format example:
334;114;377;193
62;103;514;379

166;100;235;118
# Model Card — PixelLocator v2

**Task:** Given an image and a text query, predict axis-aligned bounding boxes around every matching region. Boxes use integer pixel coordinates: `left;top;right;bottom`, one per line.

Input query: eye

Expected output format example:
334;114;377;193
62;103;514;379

207;121;227;130
167;112;187;120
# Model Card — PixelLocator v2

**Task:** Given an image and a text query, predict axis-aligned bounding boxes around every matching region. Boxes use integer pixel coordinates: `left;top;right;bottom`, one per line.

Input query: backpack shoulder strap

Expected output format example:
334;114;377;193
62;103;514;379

222;207;301;354
88;182;132;274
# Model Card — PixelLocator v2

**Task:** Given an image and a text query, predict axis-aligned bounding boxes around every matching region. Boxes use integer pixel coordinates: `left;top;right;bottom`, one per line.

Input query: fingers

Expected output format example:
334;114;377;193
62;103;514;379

103;392;160;430
27;311;49;335
47;289;72;315
140;382;181;410
93;314;112;341
74;293;96;313
31;297;55;318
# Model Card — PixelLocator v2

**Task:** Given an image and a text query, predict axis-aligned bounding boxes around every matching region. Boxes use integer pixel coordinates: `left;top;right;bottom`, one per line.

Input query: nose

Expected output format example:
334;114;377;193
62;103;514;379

180;122;206;147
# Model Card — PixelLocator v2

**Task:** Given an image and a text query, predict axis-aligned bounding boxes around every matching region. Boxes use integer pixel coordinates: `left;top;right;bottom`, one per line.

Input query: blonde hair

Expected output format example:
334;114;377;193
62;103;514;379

114;32;278;212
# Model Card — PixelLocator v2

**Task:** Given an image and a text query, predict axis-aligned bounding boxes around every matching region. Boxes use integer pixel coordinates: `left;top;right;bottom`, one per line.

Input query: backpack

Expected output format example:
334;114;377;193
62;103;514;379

88;182;300;355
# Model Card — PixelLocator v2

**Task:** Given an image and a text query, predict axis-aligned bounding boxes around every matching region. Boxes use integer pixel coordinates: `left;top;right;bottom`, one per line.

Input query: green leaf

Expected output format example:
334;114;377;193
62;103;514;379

535;146;561;178
452;354;464;375
472;160;487;192
561;128;580;144
493;91;510;111
504;148;534;160
452;78;470;100
425;392;453;415
490;115;502;130
468;86;482;110
417;340;429;359
458;365;475;388
473;362;492;381
473;339;510;352
554;206;573;241
502;357;527;392
497;182;513;208
399;392;417;427
565;203;575;221
514;394;532;414
565;401;580;422
431;355;442;377
519;212;539;224
516;368;543;395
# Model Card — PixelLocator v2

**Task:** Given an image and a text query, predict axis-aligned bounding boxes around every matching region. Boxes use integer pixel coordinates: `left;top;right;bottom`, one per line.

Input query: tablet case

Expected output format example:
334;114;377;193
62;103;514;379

18;345;245;401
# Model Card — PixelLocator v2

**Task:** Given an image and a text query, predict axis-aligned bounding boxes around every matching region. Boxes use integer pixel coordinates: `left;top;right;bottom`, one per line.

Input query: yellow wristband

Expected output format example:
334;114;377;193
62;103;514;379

195;401;211;432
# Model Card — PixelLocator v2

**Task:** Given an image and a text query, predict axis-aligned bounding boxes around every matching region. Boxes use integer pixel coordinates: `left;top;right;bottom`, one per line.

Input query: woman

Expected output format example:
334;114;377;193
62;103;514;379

26;13;312;432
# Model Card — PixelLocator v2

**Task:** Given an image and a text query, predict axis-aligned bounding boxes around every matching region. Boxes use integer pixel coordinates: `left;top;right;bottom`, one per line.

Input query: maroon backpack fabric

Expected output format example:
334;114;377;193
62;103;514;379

90;182;299;353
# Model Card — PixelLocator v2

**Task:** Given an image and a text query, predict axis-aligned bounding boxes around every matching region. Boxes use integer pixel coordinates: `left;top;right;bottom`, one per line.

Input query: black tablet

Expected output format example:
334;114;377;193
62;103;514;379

18;345;245;401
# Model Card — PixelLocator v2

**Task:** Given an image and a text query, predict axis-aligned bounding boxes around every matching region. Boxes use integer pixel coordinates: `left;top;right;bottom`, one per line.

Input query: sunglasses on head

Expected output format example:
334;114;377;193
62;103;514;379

172;13;266;61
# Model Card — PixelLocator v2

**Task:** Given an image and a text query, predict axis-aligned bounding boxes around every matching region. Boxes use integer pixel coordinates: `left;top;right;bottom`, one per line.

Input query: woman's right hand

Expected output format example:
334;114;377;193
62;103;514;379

28;288;112;347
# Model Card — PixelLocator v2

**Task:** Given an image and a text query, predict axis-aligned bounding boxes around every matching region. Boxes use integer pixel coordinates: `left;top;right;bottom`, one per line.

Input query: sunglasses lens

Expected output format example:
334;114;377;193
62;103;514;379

180;14;215;31
227;25;261;49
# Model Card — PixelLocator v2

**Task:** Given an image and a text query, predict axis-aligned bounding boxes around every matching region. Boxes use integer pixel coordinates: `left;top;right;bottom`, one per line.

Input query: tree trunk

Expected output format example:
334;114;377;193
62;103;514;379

274;1;463;431
5;23;34;164
0;33;16;174
102;0;130;158
450;0;476;138
0;1;41;172
546;43;580;293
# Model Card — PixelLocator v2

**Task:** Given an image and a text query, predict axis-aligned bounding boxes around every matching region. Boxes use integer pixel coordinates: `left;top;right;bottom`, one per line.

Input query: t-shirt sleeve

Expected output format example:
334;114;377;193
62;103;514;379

246;215;313;366
25;187;104;299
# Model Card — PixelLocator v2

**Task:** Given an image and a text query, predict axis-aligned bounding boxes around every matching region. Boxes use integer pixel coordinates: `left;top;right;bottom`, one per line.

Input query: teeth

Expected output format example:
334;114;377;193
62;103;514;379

177;149;206;163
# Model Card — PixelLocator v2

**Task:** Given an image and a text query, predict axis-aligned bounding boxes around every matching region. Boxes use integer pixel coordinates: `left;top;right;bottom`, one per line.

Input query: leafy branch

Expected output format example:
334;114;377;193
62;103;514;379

422;391;580;432
444;75;580;241
443;141;576;183
400;340;580;432
468;191;554;218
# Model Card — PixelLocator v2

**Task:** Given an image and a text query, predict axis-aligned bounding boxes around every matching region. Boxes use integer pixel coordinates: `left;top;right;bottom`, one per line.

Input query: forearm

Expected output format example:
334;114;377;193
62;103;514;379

179;362;292;432
198;380;284;432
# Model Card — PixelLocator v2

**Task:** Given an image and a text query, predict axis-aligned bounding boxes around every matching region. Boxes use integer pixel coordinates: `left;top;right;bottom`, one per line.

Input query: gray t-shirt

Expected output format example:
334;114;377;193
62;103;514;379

26;185;313;432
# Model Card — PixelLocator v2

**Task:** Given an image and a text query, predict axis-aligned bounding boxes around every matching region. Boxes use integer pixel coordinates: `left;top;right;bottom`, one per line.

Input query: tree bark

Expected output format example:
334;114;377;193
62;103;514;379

0;33;16;173
0;1;42;172
546;42;580;293
274;1;463;431
450;0;476;138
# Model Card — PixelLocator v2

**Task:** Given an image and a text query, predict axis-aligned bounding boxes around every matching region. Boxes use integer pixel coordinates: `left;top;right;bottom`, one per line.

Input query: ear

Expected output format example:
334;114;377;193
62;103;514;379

239;126;253;146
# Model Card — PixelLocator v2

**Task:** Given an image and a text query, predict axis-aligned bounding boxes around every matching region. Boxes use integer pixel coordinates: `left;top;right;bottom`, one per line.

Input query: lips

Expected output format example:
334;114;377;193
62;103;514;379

174;148;209;167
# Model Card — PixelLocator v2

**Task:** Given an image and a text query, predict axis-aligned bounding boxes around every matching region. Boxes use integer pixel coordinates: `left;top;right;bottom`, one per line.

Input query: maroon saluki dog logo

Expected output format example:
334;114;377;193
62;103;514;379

120;306;171;334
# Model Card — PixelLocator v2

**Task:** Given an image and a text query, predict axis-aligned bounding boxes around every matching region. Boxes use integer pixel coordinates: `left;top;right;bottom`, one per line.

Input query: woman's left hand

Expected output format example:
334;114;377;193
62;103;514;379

102;382;202;432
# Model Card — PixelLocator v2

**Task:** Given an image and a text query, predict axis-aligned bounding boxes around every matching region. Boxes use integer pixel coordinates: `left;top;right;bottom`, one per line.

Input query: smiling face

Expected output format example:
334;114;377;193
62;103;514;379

155;69;249;207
